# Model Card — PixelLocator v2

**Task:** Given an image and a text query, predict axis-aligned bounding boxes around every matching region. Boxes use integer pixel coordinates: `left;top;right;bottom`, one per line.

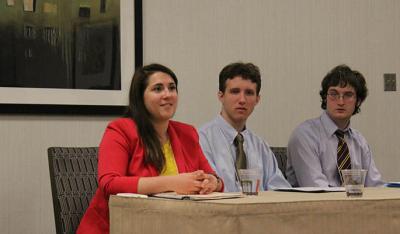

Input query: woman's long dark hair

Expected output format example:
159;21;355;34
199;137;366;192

125;64;178;173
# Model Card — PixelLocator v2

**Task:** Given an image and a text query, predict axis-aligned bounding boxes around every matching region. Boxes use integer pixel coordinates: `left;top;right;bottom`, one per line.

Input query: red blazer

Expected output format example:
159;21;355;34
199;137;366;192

77;118;220;234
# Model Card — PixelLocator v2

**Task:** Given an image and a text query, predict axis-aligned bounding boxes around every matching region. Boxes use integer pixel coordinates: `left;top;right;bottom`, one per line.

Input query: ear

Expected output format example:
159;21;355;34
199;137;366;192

217;91;224;102
256;95;261;105
356;100;362;108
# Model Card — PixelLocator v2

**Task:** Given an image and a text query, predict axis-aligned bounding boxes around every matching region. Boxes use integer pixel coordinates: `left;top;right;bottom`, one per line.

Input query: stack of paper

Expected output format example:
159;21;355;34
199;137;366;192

151;192;244;201
273;187;345;193
117;193;149;198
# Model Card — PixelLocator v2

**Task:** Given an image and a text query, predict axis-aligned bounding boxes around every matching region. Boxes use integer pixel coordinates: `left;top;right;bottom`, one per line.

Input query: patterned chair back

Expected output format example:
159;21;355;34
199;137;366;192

48;147;98;234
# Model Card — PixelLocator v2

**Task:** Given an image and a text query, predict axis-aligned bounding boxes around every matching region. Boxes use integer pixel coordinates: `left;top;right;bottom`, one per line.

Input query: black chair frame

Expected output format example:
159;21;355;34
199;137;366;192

270;147;287;178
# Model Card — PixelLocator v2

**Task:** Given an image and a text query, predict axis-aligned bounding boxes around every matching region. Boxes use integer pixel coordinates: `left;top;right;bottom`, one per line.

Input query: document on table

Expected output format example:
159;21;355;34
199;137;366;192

273;187;345;193
151;192;244;201
385;182;400;188
117;193;149;198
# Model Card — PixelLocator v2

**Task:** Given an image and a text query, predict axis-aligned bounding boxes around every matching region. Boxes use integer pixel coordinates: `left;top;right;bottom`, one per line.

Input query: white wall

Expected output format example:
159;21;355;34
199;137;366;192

1;0;399;233
0;115;112;233
143;0;400;179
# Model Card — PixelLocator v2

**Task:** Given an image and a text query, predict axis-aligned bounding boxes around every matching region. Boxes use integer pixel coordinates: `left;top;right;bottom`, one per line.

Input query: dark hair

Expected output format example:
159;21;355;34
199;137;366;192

319;64;368;115
219;62;261;95
125;63;178;173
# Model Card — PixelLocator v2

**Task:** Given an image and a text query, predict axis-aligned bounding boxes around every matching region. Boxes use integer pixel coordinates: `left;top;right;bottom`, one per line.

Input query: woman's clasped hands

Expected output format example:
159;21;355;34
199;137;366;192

172;170;219;195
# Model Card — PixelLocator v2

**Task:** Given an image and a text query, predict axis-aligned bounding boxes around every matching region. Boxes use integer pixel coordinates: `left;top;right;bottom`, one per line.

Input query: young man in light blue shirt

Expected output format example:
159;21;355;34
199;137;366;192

286;65;384;187
199;62;290;192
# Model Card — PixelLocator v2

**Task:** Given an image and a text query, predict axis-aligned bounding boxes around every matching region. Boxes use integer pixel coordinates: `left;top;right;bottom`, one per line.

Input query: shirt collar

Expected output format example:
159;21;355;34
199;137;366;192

216;114;249;144
321;111;353;137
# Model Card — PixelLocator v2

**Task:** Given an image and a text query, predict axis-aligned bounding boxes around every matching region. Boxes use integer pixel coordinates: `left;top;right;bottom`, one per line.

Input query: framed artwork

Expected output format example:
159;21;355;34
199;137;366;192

0;0;143;115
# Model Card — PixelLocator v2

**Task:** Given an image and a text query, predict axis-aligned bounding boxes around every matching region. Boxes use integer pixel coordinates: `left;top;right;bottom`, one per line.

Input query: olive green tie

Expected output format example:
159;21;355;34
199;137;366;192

234;133;247;170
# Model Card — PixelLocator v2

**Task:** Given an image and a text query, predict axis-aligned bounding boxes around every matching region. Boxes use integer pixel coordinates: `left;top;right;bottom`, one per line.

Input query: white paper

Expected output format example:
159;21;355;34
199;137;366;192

151;192;244;200
117;193;148;198
274;187;345;193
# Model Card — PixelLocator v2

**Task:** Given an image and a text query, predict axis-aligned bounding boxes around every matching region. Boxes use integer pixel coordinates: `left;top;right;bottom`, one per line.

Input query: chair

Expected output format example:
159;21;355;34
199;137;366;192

270;147;287;178
48;147;98;234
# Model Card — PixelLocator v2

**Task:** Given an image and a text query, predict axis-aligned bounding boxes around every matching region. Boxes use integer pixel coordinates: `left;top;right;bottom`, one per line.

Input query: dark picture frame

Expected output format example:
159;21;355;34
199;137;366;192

0;0;143;115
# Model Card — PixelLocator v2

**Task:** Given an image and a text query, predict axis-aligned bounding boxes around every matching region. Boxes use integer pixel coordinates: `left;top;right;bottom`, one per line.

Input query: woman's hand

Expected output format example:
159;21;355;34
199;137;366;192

199;174;220;194
137;170;221;195
171;170;208;194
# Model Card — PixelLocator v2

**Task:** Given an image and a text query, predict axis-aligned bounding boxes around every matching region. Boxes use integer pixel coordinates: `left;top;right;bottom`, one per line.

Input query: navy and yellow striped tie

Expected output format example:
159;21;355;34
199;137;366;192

335;130;351;173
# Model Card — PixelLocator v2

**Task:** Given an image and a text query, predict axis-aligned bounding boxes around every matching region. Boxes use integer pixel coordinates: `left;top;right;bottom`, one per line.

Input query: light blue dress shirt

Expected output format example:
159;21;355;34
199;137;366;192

199;115;291;192
286;111;384;187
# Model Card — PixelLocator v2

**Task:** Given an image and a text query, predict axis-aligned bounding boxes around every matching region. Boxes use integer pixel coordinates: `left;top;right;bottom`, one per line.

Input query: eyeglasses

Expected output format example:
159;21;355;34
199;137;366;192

327;92;356;101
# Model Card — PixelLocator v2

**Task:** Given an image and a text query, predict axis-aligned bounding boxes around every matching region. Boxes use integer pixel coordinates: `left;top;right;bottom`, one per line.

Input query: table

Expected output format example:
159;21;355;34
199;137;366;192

109;188;400;234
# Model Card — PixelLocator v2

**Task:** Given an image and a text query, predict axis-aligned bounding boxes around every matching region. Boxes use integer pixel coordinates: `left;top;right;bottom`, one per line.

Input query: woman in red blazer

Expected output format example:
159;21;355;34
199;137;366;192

77;64;223;234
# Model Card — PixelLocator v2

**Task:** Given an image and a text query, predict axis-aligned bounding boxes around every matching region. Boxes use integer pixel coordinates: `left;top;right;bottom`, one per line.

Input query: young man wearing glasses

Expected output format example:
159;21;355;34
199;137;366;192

286;64;384;187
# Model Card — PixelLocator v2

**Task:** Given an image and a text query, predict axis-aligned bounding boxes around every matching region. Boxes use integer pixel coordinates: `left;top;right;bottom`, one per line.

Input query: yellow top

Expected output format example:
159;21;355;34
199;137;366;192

160;140;179;176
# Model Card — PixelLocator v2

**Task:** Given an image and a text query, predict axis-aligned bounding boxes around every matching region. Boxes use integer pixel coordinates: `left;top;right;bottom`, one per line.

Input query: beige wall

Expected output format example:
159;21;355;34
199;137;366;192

1;0;400;233
143;0;400;179
0;115;112;233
